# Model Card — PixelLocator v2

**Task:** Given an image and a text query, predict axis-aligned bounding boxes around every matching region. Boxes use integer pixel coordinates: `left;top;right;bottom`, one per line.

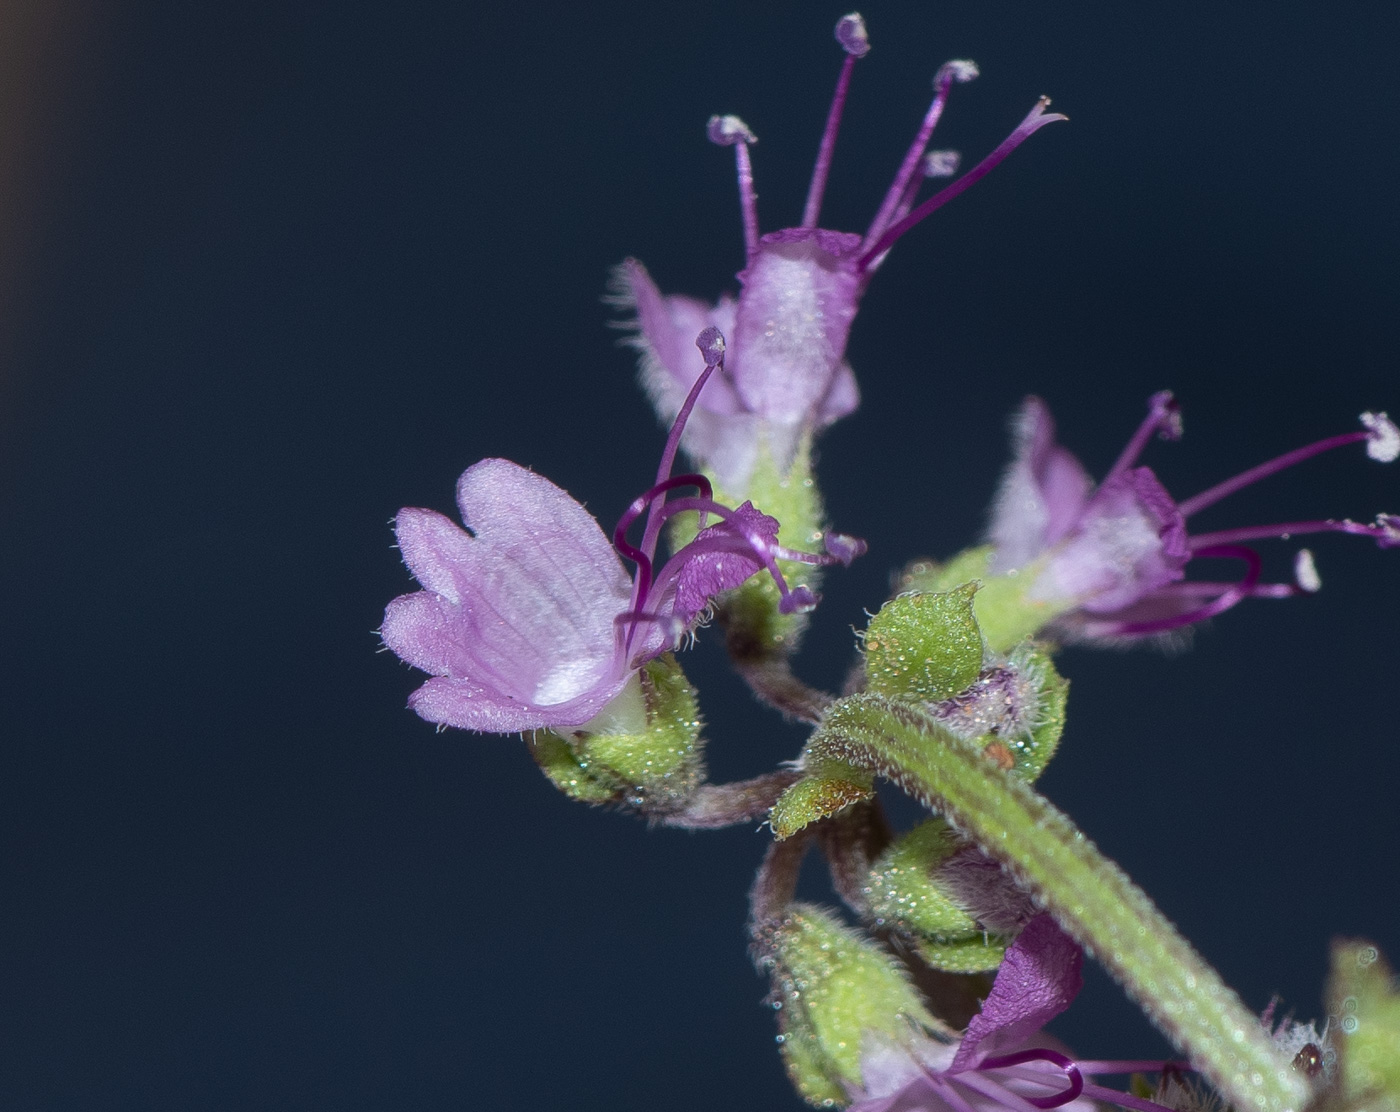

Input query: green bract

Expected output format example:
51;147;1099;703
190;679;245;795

898;547;1073;655
527;655;703;810
863;583;983;704
762;903;945;1106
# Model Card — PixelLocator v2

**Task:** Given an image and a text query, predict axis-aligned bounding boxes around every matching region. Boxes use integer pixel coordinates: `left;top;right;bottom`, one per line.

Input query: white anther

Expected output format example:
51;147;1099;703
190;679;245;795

1361;411;1400;462
937;59;979;86
1294;549;1321;593
835;13;870;57
707;114;757;146
922;150;961;178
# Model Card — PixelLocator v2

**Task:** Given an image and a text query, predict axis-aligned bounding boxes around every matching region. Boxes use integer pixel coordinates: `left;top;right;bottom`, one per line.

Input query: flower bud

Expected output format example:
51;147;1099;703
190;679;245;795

865;818;1008;973
757;903;943;1105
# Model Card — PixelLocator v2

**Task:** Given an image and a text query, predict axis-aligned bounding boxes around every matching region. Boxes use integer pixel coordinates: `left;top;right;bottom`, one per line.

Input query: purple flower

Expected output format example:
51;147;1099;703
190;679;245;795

850;915;1183;1112
612;13;1063;492
382;329;860;733
988;394;1399;642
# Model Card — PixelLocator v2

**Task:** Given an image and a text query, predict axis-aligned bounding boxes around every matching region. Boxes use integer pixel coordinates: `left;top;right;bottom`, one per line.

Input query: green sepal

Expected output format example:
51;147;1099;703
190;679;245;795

867;819;978;936
913;932;1008;974
863;583;984;703
764;903;942;1105
526;655;703;811
895;548;1072;655
1002;647;1068;781
866;818;1008;974
1327;940;1400;1111
769;770;874;841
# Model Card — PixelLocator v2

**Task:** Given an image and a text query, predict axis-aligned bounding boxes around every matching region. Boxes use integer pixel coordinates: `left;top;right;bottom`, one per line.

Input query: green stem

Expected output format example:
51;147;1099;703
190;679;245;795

811;694;1310;1112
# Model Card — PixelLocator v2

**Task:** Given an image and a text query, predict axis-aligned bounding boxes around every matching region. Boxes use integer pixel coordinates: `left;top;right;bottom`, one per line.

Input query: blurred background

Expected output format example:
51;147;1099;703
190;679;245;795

3;1;1397;1107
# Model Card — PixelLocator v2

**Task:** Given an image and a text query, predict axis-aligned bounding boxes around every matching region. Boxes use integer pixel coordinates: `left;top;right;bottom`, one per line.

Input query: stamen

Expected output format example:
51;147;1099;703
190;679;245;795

622;329;728;647
863;151;963;274
863;59;979;252
1187;517;1399;551
859;96;1067;268
980;1049;1083;1109
1102;391;1181;486
1294;548;1322;592
1362;411;1400;462
1105;544;1263;636
801;13;869;229
1178;421;1379;518
708;115;760;261
649;495;821;615
822;530;868;565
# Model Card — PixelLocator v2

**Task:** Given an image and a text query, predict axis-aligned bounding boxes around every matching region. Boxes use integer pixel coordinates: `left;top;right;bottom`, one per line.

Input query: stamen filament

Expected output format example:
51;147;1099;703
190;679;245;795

1080;1082;1181;1112
863;61;973;251
1178;430;1369;518
980;1049;1083;1109
735;140;760;261
1188;517;1391;549
1106;544;1261;636
802;52;859;228
1102;391;1180;486
635;329;727;615
859;97;1066;268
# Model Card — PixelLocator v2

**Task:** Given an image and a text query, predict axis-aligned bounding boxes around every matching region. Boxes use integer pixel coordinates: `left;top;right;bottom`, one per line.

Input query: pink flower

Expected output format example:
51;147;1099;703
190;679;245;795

988;394;1399;642
613;14;1063;492
382;328;862;733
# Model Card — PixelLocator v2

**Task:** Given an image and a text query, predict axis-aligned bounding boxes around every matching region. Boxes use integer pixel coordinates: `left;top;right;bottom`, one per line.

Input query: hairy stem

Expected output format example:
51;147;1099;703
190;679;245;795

809;693;1310;1112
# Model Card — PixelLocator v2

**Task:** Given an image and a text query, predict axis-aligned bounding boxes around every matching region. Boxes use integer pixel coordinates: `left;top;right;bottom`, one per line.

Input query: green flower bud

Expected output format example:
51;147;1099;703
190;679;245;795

527;655;703;811
863;583;984;704
759;903;943;1106
866;818;1008;974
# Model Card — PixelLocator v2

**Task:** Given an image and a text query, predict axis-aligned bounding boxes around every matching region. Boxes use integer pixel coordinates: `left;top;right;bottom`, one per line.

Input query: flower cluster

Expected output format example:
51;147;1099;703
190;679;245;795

380;13;1400;1112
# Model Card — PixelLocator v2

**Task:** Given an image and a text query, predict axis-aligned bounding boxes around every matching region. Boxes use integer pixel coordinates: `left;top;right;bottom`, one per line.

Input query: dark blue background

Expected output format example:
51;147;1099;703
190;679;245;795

3;2;1397;1108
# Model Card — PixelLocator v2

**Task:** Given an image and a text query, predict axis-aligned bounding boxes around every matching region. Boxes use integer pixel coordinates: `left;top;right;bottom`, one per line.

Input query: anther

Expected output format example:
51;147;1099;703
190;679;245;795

1294;549;1321;593
707;115;757;146
923;150;960;178
835;12;869;57
1361;411;1400;462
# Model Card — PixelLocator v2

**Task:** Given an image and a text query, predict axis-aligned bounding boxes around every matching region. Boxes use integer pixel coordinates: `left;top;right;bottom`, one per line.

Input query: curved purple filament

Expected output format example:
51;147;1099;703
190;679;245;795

978;1048;1084;1109
1110;543;1262;636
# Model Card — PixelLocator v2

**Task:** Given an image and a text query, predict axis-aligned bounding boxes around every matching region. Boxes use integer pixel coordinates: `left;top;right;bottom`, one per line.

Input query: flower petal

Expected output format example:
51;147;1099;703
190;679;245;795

949;913;1083;1072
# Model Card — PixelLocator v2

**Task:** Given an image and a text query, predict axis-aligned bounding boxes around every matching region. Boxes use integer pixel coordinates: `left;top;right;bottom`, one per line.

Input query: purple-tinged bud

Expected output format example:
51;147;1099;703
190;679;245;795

923;149;961;177
1362;410;1399;462
936;58;980;86
1294;548;1322;593
834;12;870;57
706;114;756;146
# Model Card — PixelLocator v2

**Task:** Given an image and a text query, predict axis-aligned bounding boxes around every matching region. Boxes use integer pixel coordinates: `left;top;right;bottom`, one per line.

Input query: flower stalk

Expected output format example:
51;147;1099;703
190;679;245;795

798;692;1311;1112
